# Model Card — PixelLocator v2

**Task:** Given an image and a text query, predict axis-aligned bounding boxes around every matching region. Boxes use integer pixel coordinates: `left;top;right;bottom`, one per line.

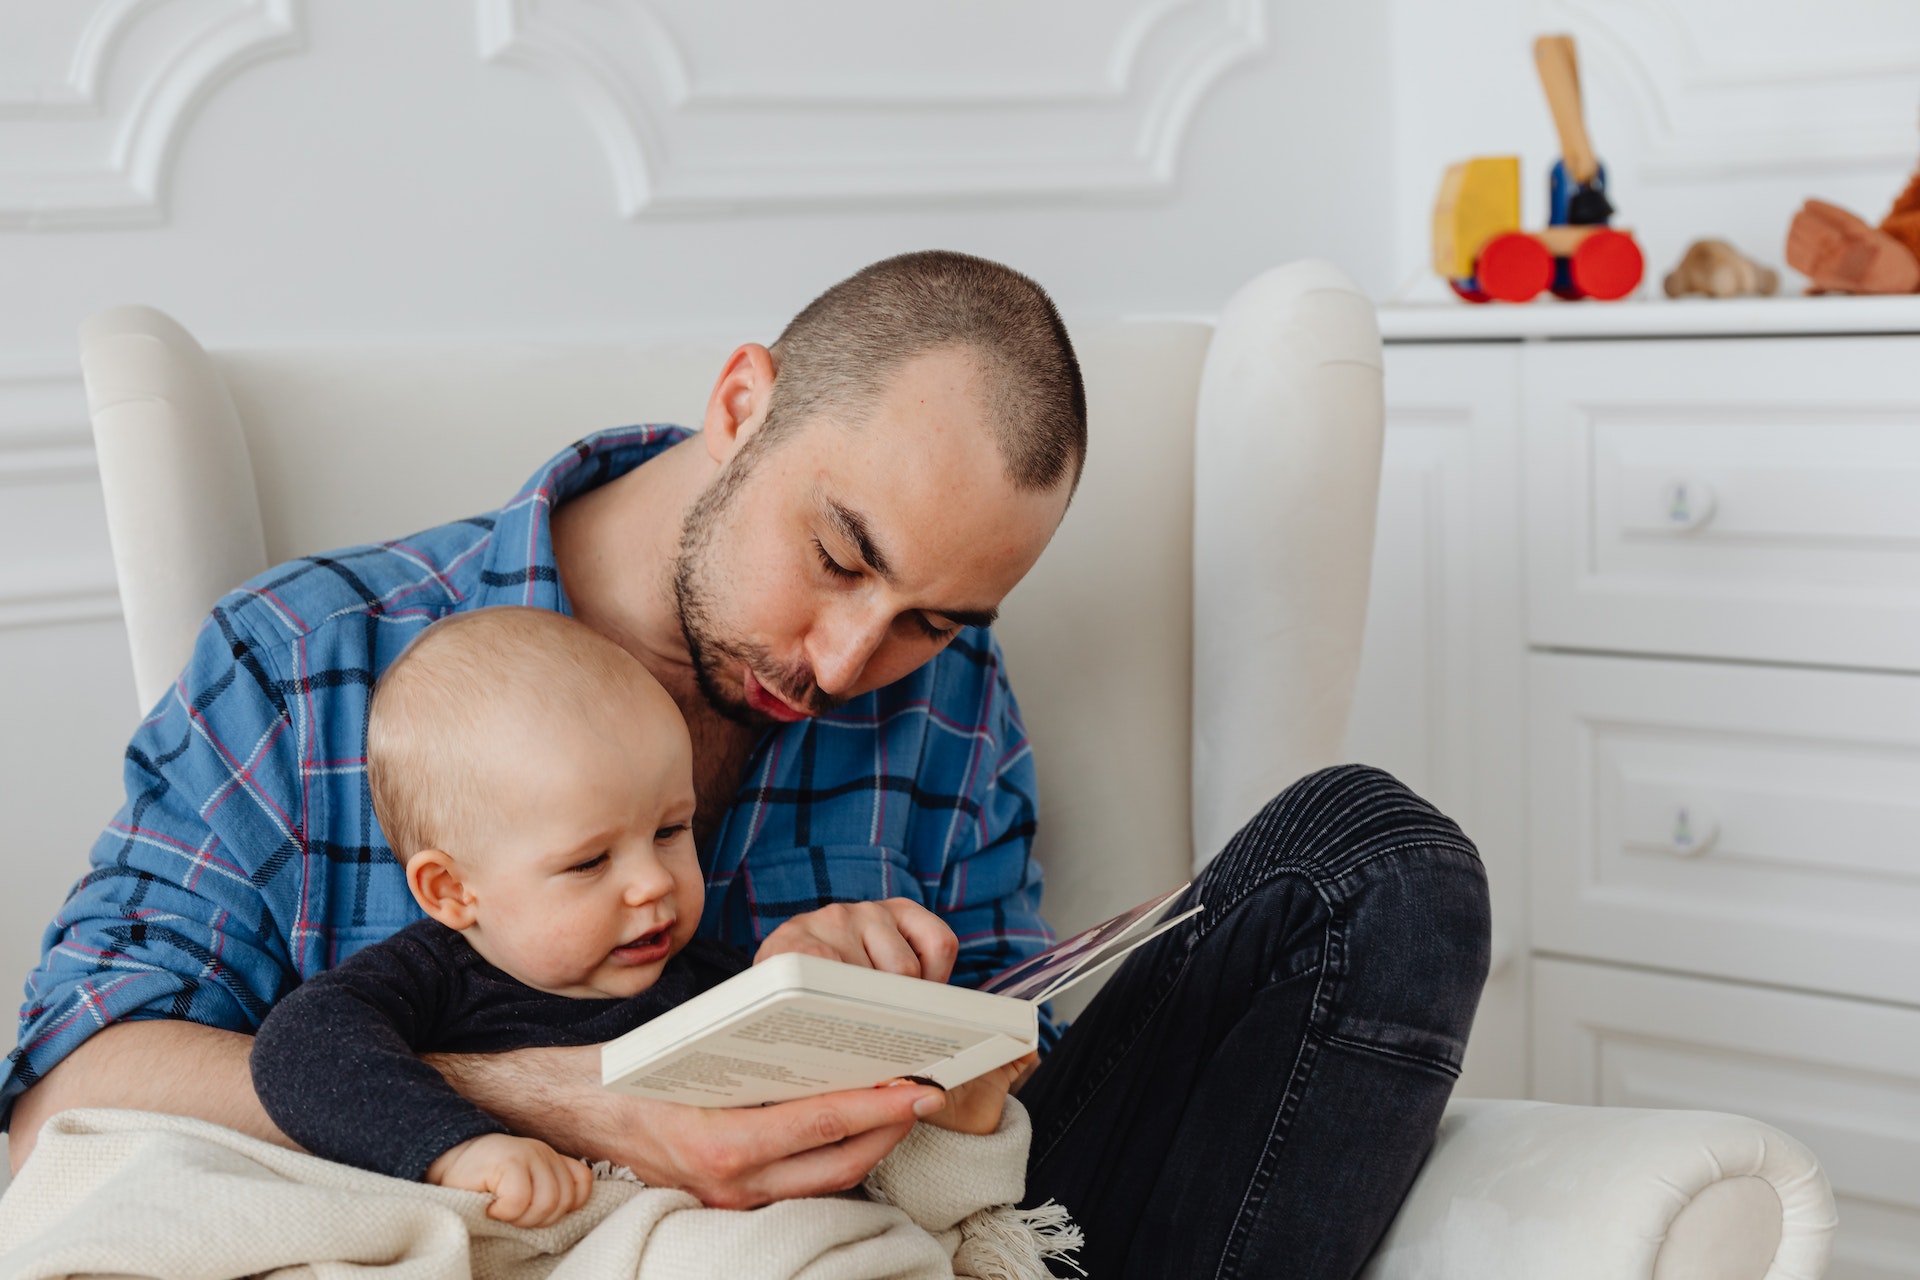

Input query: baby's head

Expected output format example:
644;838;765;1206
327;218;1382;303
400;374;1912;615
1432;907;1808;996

368;606;702;999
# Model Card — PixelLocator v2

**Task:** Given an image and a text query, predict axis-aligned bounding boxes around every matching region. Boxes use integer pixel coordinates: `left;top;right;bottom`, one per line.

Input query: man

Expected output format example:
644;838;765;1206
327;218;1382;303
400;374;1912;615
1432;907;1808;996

7;252;1489;1276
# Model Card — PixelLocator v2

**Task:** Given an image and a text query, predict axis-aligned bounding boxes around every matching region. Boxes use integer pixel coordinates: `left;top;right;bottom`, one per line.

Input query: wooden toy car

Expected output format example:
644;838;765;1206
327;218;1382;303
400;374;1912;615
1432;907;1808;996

1432;36;1645;304
1433;156;1643;302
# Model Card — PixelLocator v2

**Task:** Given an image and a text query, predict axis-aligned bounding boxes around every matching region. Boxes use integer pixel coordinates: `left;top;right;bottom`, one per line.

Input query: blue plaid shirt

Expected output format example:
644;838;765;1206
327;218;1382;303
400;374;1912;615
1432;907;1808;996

5;426;1055;1123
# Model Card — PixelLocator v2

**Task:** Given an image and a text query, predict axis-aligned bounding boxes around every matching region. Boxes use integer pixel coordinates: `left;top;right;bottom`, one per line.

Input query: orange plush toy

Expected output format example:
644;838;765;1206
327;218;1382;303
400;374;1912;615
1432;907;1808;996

1886;171;1920;265
1786;164;1920;294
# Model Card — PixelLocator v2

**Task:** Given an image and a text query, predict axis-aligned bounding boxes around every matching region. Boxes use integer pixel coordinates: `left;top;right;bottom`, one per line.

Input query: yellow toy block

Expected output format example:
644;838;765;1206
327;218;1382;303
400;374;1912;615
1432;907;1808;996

1432;156;1521;279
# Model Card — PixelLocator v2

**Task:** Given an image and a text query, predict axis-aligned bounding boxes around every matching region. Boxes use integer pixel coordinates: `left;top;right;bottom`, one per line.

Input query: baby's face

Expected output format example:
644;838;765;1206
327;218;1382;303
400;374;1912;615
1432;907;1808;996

451;680;704;999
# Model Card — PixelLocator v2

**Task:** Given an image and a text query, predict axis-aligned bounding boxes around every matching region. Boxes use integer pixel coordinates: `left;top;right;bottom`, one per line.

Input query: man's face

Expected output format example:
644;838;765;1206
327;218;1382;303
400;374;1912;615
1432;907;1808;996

673;346;1070;726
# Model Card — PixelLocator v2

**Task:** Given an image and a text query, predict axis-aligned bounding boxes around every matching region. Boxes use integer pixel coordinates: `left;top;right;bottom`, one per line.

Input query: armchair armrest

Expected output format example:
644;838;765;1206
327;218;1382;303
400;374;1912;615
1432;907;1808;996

1362;1100;1837;1280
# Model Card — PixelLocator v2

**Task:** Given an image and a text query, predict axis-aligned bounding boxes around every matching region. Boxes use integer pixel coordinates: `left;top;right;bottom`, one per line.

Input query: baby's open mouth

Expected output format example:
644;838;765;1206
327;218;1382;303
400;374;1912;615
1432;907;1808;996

614;926;671;957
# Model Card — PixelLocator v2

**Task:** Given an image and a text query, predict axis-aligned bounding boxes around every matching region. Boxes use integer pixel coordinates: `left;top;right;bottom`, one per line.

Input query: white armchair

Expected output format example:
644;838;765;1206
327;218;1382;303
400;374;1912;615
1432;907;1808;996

75;263;1837;1278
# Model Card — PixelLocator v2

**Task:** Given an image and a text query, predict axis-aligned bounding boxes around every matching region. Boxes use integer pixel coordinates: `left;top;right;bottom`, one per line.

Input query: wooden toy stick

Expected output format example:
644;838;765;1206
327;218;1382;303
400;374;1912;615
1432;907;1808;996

1533;35;1598;184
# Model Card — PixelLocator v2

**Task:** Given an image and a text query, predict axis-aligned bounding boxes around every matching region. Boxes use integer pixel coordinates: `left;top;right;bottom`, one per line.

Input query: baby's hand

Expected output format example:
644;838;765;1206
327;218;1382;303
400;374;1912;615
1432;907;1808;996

918;1052;1039;1136
755;898;959;984
426;1133;594;1228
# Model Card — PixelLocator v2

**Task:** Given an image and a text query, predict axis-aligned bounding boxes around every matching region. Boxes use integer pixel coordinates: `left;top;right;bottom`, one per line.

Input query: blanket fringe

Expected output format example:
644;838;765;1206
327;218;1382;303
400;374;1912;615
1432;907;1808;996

589;1160;643;1183
952;1199;1086;1280
589;1160;1084;1279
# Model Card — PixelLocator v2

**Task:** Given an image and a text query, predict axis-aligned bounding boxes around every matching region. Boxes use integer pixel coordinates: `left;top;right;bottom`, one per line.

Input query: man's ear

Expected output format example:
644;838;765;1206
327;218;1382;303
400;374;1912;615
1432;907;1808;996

406;849;478;930
701;343;777;465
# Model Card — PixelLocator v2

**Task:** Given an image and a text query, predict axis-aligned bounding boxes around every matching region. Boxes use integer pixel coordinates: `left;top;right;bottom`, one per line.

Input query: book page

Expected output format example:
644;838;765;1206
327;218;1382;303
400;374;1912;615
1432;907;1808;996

980;882;1198;1002
609;995;1006;1106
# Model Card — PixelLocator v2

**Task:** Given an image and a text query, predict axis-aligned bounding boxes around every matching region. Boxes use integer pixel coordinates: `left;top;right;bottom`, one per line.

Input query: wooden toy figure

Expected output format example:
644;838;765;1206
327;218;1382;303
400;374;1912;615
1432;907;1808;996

1664;239;1780;299
1432;35;1645;303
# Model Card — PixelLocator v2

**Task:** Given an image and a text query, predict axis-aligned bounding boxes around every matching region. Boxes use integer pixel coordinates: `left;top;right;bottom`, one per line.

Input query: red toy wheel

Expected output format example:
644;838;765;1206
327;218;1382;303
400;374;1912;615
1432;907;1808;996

1449;278;1492;304
1570;229;1643;300
1474;233;1554;302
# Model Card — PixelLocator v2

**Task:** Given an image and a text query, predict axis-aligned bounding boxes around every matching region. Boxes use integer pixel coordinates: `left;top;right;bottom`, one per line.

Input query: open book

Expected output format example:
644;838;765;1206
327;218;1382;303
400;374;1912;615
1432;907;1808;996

602;884;1201;1106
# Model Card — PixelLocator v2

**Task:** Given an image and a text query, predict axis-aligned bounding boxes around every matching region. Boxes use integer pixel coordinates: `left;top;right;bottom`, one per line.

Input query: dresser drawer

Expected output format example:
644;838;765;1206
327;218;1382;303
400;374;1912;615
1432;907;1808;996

1524;337;1920;671
1529;653;1920;1006
1533;957;1920;1279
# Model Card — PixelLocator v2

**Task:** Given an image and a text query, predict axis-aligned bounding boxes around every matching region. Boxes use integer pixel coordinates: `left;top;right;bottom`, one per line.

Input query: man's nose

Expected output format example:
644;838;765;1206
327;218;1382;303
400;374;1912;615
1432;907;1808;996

807;601;892;697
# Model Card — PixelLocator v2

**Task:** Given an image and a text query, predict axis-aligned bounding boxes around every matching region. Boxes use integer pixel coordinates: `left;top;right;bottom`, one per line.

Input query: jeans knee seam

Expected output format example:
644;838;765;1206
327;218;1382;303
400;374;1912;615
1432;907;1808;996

1027;942;1197;1169
1211;913;1346;1280
1322;1031;1464;1079
1202;838;1480;937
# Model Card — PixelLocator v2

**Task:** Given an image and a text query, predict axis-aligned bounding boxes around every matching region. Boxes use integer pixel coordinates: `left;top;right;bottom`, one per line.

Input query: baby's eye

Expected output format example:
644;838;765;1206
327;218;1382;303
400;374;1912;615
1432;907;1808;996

568;852;610;874
655;824;690;844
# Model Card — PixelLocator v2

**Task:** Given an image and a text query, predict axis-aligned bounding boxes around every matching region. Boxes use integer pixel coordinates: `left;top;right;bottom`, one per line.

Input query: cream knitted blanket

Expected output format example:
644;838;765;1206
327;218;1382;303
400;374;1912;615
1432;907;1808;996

0;1102;1080;1279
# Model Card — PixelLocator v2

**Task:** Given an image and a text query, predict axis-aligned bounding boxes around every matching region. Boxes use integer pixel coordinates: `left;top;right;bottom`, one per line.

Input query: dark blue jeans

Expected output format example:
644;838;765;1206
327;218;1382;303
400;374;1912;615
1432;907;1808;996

1019;765;1491;1278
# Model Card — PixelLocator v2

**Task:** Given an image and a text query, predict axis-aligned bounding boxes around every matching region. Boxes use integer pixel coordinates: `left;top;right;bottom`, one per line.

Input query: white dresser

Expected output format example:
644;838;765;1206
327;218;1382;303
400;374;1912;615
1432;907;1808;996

1353;298;1920;1280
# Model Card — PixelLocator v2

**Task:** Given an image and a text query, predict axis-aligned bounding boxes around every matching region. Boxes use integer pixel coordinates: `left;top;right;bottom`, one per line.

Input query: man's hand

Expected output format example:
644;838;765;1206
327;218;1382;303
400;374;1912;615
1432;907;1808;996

753;898;958;984
426;1133;593;1229
428;1043;946;1210
618;1082;947;1208
915;1052;1038;1136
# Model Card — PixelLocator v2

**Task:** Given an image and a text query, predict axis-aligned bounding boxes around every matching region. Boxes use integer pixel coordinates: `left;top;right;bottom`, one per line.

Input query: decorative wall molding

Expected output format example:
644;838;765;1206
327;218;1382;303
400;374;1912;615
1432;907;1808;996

0;369;121;630
0;0;152;113
0;0;303;229
476;0;1266;215
1553;0;1920;180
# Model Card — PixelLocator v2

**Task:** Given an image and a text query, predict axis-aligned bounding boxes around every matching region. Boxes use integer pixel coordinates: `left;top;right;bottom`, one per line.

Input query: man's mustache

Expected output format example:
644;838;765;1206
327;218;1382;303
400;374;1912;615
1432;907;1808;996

753;659;848;717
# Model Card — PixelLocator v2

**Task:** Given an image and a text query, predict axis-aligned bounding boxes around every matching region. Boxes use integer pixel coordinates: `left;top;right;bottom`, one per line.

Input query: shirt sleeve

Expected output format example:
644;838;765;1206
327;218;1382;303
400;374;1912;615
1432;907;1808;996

3;604;308;1126
936;635;1062;1050
250;930;505;1181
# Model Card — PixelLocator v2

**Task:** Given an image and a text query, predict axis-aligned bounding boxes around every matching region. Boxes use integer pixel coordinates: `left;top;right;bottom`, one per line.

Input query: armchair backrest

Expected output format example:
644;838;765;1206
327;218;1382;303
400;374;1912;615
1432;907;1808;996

79;263;1382;957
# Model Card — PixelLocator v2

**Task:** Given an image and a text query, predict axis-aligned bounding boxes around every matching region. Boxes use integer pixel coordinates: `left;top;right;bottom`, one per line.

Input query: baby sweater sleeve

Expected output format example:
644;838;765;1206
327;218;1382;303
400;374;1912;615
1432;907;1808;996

249;927;507;1182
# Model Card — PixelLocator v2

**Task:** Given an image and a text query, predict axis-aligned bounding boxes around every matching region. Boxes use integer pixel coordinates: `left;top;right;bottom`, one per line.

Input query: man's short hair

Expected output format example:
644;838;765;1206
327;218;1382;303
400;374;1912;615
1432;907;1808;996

366;606;656;863
764;250;1087;492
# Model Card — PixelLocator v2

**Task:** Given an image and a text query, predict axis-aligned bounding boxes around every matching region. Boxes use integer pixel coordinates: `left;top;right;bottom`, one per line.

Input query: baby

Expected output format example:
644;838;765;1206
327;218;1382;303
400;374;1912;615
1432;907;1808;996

250;606;1029;1229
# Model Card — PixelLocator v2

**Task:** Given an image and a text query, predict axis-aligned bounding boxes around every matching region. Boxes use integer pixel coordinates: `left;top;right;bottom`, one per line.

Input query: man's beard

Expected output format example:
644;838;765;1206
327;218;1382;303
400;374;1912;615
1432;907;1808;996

670;443;846;727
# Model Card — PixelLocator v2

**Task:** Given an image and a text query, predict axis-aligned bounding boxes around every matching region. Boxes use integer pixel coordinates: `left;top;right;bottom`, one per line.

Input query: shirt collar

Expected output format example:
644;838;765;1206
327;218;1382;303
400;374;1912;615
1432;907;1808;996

474;424;693;615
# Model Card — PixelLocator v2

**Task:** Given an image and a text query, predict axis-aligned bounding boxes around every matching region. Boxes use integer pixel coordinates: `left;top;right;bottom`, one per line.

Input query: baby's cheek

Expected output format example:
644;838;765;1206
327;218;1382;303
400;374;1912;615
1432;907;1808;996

518;946;589;990
671;866;705;938
519;917;604;986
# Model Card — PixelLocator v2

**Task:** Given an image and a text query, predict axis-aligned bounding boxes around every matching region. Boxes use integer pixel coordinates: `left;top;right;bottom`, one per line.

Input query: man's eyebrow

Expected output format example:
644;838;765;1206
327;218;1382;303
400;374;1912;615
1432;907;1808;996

825;499;892;579
821;496;999;629
935;606;1000;629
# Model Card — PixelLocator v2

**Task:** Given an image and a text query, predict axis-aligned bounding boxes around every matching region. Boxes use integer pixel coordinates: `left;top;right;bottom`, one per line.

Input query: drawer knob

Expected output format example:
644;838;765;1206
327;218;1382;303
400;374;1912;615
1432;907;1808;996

1661;477;1717;532
1664;805;1718;857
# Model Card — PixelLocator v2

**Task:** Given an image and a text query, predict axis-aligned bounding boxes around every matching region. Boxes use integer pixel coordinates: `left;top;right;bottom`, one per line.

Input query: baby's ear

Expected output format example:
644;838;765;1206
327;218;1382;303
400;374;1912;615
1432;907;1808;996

407;849;477;930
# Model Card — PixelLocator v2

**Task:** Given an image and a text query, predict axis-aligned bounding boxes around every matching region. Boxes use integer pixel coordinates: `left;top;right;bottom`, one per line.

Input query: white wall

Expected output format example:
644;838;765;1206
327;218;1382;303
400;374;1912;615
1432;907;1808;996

0;0;1396;996
1389;0;1920;300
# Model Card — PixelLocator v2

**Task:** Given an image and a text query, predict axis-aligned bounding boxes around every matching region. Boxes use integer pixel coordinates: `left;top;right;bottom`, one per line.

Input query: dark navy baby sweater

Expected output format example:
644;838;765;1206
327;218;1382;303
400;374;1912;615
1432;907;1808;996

250;919;748;1180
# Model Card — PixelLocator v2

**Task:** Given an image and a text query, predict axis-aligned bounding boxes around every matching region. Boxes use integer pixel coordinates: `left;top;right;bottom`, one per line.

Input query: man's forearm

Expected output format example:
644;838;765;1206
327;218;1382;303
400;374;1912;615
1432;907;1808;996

427;1044;937;1208
425;1045;628;1168
13;1026;929;1209
12;1028;615;1181
8;1020;294;1173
